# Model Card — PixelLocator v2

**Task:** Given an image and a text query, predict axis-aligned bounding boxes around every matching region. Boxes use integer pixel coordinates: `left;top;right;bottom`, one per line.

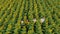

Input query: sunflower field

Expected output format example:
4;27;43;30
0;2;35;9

0;0;60;34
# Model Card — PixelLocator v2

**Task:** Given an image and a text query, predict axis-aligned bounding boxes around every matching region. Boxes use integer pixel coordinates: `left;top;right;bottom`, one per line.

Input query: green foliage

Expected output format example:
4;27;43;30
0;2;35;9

0;0;60;34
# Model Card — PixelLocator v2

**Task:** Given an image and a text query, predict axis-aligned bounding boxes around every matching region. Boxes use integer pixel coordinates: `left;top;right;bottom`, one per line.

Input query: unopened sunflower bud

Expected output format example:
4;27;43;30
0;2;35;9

33;18;36;23
40;18;45;23
21;21;24;24
21;20;25;26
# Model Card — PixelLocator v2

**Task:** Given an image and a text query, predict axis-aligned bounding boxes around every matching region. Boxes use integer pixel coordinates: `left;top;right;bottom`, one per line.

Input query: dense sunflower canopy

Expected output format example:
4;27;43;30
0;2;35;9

0;0;60;34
